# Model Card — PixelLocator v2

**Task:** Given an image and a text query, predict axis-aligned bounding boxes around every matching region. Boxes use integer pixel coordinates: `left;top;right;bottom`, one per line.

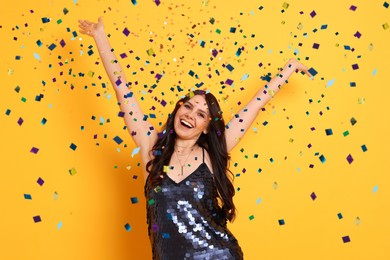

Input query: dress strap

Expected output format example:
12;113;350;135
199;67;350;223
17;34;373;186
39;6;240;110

202;147;205;163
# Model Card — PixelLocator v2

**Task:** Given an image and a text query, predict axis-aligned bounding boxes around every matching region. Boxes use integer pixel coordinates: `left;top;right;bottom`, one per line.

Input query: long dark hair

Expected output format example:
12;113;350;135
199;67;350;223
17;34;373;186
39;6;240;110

145;90;236;222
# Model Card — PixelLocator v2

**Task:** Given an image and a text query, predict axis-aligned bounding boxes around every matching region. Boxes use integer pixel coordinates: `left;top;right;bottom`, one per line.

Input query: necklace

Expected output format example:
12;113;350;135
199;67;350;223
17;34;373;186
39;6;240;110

174;146;196;176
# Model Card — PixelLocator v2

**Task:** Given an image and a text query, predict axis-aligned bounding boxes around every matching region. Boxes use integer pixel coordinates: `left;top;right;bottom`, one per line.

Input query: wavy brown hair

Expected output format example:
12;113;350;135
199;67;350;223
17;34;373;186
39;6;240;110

145;90;236;222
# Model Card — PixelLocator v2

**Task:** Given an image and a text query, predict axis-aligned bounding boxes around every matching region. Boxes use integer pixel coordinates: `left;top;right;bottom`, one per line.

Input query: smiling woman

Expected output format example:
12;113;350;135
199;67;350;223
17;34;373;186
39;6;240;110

78;16;311;259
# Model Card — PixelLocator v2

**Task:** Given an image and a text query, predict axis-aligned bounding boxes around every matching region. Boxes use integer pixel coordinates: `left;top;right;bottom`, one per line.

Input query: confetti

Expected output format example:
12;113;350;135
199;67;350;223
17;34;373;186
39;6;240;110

310;192;317;200
68;167;77;176
131;147;141;157
37;177;44;186
346;154;354;164
131;197;138;204
124;223;132;231
30;147;39;154
342;236;351;243
33;215;42;223
278;219;285;225
69;143;77;151
24;194;32;200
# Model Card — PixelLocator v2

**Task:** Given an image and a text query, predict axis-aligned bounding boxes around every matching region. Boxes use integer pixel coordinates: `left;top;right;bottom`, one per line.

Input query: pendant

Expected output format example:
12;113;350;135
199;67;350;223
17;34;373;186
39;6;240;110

181;165;184;176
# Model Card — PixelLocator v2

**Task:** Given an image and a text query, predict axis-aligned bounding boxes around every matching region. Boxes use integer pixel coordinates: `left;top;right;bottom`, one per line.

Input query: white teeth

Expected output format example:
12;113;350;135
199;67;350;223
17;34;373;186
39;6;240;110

181;120;193;128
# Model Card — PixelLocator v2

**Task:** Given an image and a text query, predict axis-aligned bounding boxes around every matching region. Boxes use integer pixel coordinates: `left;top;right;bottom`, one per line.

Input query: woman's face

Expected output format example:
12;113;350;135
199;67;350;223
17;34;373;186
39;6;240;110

174;94;210;141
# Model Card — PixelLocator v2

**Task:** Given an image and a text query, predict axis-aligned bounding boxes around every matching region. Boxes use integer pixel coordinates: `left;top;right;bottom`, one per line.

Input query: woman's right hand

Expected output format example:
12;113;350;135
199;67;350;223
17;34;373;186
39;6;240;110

78;17;104;38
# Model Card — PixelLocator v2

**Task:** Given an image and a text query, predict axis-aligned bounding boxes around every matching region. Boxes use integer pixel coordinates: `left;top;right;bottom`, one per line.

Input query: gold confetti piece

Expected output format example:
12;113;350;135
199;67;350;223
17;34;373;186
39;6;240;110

368;43;374;51
273;182;278;190
8;69;14;75
53;191;59;200
147;48;155;56
358;97;365;104
88;71;95;77
282;2;289;9
383;22;389;30
68;167;77;176
297;22;303;30
355;217;361;225
163;165;170;173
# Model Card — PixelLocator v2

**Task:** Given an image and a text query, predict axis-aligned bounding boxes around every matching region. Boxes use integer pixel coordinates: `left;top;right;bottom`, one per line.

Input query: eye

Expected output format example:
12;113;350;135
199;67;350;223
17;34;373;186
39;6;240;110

184;104;191;109
198;113;205;118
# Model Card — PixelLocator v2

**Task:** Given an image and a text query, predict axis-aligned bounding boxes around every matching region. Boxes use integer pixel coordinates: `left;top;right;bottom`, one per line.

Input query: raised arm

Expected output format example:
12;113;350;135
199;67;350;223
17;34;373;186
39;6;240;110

225;58;312;152
78;17;158;166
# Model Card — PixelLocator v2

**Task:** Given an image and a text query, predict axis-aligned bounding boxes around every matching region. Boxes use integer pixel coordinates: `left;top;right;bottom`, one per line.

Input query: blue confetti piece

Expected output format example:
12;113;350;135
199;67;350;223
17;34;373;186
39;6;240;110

326;79;335;87
241;73;249;81
256;198;262;204
372;69;377;76
131;147;140;157
308;67;318;76
33;53;41;60
131;0;137;5
124;223;132;231
113;136;123;145
24;194;32;200
57;221;63;229
373;185;378;193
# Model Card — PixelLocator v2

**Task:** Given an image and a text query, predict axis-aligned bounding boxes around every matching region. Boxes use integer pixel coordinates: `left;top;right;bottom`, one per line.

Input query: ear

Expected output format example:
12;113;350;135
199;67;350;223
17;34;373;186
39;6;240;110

203;129;208;134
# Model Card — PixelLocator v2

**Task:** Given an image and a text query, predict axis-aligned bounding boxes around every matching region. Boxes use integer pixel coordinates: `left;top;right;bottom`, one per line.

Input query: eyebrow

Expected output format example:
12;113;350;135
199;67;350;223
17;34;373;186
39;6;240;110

186;100;209;116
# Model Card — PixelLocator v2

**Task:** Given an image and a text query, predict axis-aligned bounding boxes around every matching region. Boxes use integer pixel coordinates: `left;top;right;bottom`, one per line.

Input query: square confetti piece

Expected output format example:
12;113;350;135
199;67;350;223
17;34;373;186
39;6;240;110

383;23;389;30
361;145;367;152
69;143;77;151
310;192;317;200
131;197;138;204
325;128;333;136
249;215;255;220
17;117;24;126
308;67;318;76
384;2;389;8
124;223;132;231
346;154;354;164
37;177;44;186
278;219;285;225
312;43;320;49
352;64;359;70
113;136;123;145
342;236;351;243
33;215;41;223
349;5;357;11
337;213;343;219
24;194;32;200
30;147;39;154
68;167;77;176
310;10;317;18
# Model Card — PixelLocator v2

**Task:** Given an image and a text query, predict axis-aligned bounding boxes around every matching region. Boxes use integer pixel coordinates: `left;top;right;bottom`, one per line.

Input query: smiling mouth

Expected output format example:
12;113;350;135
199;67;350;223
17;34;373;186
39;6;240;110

180;120;193;128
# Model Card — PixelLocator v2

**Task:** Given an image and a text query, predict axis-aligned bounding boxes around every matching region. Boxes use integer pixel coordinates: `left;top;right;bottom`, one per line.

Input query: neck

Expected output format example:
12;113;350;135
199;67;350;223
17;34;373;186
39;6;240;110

174;139;197;154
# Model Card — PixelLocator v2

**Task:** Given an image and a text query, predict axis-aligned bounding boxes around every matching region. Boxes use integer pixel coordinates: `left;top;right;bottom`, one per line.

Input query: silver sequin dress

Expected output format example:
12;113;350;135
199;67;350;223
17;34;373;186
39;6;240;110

145;149;244;259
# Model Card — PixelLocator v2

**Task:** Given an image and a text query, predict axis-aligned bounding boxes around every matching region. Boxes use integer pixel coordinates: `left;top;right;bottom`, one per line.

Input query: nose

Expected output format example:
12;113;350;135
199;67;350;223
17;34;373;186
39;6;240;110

185;111;195;120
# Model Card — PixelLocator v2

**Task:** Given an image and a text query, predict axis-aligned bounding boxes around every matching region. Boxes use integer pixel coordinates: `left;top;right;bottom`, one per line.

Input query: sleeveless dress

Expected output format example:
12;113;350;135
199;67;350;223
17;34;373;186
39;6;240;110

145;148;244;260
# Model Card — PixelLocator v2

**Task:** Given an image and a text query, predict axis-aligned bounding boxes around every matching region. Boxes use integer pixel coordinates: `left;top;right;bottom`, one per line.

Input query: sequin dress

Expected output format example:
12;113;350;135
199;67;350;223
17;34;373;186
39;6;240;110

145;149;244;260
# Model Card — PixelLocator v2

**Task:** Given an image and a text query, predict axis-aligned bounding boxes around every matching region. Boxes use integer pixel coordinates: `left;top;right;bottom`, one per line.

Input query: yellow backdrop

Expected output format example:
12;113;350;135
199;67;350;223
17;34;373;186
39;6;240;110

1;0;389;259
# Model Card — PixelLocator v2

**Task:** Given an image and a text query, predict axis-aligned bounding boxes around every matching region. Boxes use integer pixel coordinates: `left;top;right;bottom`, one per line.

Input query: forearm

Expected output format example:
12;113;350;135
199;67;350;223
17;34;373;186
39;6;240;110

225;59;303;151
93;32;127;90
253;58;300;109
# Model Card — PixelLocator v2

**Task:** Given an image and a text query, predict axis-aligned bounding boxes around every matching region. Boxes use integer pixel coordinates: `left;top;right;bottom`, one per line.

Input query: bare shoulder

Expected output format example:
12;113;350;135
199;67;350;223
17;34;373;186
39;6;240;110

202;147;214;174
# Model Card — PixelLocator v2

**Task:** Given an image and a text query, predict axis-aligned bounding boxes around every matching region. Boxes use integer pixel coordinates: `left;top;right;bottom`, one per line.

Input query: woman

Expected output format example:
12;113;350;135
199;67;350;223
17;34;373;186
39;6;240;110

78;17;312;259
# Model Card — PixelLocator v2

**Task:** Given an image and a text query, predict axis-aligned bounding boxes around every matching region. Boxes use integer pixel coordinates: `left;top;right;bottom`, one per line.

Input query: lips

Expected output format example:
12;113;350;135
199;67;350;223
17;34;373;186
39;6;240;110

180;119;194;128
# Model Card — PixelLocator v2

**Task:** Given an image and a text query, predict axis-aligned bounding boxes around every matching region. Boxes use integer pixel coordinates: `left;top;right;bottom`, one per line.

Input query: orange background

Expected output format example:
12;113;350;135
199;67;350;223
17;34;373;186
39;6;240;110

1;0;389;259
